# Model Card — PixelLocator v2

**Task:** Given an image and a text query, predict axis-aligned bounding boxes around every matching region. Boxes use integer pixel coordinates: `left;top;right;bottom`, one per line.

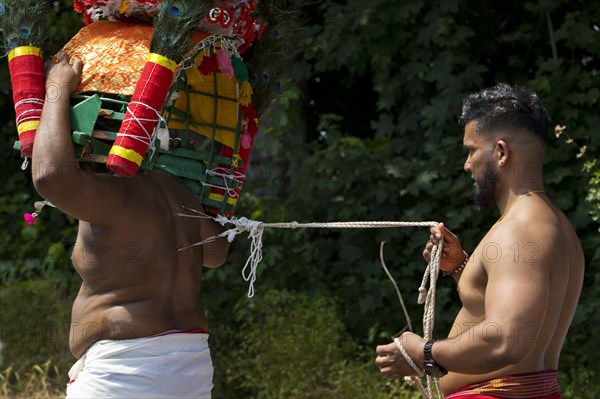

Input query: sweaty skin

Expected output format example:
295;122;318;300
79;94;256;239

375;122;584;396
32;53;229;358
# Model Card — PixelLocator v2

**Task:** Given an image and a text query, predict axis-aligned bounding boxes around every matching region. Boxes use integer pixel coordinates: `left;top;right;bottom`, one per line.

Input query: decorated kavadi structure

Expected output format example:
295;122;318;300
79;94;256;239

4;0;290;218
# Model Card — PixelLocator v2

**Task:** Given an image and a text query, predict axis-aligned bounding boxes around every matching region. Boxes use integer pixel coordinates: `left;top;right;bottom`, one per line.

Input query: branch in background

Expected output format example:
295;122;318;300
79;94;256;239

545;11;558;61
554;125;587;160
555;124;600;226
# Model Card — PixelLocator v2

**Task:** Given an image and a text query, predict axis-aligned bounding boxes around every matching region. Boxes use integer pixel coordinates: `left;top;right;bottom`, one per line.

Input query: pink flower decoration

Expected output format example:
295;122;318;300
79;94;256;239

218;49;235;78
24;213;36;226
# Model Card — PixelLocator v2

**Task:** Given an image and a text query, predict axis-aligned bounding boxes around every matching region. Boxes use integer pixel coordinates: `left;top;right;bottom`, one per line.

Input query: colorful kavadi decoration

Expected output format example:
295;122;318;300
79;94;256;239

1;1;47;158
106;1;210;177
7;0;297;218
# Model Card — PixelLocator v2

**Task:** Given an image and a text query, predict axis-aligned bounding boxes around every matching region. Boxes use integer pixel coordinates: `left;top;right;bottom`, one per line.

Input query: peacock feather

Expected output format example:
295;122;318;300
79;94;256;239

245;0;308;116
0;0;48;53
150;0;216;62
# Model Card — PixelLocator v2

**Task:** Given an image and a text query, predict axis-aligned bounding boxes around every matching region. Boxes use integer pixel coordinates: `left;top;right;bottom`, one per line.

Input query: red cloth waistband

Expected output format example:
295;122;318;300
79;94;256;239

151;328;209;337
446;393;561;399
445;370;560;399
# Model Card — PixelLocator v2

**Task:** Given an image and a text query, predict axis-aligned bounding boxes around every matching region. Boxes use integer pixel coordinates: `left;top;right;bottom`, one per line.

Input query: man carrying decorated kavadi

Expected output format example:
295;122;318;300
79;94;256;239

2;1;292;397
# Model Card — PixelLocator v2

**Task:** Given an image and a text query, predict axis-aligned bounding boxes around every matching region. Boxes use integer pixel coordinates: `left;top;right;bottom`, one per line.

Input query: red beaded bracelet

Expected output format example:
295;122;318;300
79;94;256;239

443;250;469;276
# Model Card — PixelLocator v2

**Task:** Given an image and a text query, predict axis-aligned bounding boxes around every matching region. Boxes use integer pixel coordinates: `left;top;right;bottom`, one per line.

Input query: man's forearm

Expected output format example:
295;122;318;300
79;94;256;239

431;321;530;374
32;81;79;195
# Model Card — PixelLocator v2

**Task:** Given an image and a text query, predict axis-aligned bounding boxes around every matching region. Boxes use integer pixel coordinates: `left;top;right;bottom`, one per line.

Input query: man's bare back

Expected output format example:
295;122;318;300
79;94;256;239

68;171;227;358
441;193;584;394
32;53;229;363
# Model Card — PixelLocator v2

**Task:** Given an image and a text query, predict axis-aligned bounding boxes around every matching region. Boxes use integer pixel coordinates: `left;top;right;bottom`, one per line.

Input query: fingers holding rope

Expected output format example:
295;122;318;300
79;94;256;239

375;340;423;378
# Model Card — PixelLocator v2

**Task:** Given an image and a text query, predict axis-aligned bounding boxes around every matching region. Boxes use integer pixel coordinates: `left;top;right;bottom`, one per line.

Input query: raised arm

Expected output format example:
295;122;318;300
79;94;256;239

32;52;130;225
423;223;468;281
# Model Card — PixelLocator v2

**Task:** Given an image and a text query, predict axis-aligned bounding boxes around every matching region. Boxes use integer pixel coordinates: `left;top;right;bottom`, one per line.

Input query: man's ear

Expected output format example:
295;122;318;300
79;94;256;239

496;139;510;166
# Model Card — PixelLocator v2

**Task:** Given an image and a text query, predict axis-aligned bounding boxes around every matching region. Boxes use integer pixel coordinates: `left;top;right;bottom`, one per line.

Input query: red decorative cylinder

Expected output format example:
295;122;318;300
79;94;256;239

107;53;176;177
8;46;45;158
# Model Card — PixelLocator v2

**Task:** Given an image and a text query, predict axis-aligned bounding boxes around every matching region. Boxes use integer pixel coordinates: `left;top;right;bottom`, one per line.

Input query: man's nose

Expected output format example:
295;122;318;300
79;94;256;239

464;159;471;173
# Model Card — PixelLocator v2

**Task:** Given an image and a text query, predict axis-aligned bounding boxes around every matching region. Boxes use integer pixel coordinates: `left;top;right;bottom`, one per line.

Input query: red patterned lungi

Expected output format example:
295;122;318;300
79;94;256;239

445;370;561;399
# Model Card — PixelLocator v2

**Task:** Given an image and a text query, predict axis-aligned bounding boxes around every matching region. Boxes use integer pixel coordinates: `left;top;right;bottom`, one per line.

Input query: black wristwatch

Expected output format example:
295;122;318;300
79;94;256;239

423;341;447;378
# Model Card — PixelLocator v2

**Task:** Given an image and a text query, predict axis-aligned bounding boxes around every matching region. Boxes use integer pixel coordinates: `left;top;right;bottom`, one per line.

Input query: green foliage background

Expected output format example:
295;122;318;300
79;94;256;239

1;0;599;397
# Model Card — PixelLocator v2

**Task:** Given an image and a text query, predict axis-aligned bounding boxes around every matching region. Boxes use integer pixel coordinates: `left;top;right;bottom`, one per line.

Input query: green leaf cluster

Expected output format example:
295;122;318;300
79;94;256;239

210;290;419;398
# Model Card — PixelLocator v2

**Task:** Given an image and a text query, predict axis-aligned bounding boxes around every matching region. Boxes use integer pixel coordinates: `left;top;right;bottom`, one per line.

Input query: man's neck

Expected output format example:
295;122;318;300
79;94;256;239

496;184;545;217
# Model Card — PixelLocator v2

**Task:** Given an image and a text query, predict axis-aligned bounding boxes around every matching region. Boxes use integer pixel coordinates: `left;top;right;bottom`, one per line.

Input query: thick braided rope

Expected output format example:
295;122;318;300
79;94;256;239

216;219;439;299
395;240;444;399
177;213;440;296
259;220;437;229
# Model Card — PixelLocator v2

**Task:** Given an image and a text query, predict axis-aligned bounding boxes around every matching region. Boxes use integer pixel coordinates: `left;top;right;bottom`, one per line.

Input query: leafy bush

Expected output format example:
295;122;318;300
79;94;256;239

209;290;419;399
0;278;76;397
1;361;65;399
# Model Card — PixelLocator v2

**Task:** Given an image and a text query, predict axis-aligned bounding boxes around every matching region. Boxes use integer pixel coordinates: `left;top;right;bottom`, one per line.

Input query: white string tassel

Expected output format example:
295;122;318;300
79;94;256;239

241;220;264;298
211;215;265;297
34;200;55;213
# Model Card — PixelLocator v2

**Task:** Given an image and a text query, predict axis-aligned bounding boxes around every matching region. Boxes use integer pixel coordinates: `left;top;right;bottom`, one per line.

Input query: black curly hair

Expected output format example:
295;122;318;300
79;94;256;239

459;83;549;144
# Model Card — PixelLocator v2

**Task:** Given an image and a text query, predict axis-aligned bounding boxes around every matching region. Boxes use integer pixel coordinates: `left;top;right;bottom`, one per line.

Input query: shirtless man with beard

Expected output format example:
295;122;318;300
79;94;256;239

375;83;584;399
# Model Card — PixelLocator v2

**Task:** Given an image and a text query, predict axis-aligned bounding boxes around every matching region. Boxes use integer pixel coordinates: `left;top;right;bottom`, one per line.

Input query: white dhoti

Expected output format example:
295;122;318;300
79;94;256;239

66;331;213;399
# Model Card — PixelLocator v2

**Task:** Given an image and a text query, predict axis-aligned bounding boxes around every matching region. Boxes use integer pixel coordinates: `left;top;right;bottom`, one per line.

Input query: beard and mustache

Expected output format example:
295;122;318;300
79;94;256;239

472;161;499;211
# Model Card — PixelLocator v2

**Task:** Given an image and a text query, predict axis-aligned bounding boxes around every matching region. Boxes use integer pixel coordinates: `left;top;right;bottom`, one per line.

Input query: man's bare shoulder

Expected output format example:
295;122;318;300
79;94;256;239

481;203;572;276
487;218;552;245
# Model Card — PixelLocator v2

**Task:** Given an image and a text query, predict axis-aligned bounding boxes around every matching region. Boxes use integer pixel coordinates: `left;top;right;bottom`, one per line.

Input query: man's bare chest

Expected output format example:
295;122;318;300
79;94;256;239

456;252;488;318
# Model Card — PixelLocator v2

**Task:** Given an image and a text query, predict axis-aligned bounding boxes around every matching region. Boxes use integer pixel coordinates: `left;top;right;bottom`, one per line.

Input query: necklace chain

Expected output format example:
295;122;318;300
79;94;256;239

493;189;545;227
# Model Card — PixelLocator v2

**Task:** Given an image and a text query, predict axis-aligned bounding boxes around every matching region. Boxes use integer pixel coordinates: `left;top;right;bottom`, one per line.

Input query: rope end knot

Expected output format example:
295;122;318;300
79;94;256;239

417;287;427;304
